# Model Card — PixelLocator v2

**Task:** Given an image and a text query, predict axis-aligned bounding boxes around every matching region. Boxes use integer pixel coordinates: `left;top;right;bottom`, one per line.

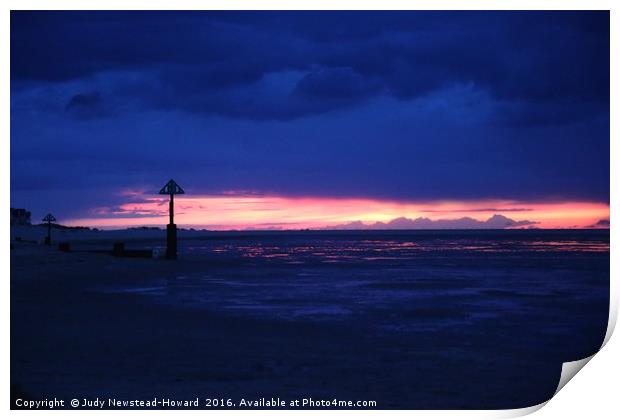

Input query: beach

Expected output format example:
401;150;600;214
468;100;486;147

10;227;610;409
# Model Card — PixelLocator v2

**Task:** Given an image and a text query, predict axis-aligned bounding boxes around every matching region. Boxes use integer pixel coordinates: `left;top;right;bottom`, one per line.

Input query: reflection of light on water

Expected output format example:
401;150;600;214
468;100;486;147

212;238;610;263
100;232;608;331
363;256;405;261
527;240;609;252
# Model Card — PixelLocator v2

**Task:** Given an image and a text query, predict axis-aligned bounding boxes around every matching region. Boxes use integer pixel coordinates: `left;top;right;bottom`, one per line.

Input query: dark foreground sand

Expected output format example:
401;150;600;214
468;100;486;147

10;231;609;409
13;244;426;408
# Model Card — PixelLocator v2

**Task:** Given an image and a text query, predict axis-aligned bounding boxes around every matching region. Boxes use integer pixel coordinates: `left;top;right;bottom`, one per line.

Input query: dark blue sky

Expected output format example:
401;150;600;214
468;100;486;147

10;11;609;221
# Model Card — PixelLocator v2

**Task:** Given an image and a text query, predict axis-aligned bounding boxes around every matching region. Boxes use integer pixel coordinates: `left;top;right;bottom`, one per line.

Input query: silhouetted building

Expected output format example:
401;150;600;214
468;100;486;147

10;208;31;226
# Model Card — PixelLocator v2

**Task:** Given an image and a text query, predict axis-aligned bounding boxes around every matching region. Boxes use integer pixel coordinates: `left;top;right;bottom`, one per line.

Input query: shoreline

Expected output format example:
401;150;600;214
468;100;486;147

10;231;610;409
11;224;611;244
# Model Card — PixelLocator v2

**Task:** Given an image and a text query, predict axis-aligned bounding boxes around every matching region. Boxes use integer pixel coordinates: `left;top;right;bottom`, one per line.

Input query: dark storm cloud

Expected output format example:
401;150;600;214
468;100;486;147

9;11;610;219
293;67;381;100
66;92;101;109
10;11;609;122
65;91;108;119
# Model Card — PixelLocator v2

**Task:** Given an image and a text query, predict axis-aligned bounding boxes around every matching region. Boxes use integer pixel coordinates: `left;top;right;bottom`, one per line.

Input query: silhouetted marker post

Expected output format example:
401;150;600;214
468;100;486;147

159;179;185;259
42;213;56;245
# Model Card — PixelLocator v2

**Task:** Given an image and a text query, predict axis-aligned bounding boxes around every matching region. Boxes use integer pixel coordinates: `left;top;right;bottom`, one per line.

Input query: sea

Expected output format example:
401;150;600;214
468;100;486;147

120;230;608;326
106;229;610;408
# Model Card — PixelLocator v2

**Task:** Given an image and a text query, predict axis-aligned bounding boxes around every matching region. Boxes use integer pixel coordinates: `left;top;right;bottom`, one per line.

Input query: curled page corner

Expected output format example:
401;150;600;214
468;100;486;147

497;348;605;418
493;354;597;419
495;401;548;418
553;354;595;396
547;293;620;398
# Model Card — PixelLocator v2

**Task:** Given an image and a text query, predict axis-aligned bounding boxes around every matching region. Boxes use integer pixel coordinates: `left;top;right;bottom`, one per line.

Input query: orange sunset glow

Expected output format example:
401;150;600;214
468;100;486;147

64;191;610;230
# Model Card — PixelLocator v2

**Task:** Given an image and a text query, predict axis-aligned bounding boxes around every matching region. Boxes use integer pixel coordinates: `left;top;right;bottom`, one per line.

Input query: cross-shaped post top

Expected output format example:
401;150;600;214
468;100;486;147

42;213;56;222
159;179;185;195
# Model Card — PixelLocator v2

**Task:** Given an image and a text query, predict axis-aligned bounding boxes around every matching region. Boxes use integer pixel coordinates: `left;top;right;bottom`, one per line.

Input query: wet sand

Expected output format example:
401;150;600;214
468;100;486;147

10;229;609;409
12;243;418;408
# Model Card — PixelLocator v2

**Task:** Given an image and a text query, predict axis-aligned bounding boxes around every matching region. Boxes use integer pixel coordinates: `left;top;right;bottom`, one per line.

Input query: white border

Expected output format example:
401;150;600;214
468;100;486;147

2;1;617;419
